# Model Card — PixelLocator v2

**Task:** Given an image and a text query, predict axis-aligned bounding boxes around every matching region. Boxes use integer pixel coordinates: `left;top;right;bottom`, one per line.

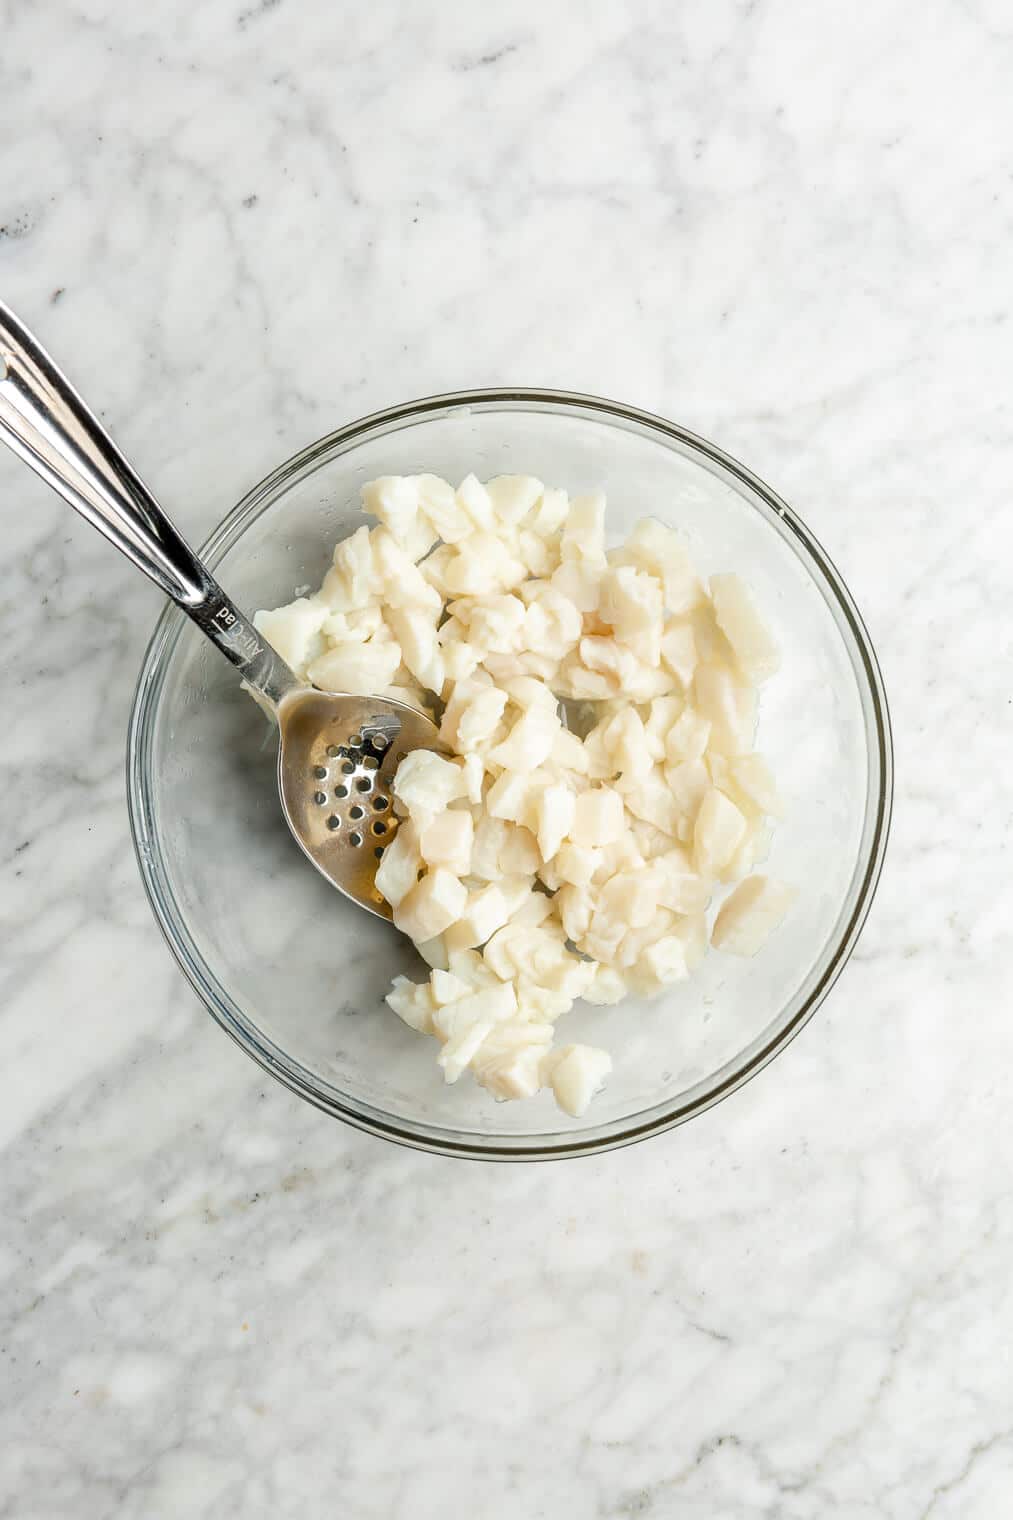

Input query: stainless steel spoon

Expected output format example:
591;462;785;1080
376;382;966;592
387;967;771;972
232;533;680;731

0;301;441;920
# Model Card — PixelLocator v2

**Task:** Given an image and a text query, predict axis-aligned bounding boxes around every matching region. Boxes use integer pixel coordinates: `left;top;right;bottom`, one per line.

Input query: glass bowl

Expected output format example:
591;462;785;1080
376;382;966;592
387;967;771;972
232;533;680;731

127;390;892;1160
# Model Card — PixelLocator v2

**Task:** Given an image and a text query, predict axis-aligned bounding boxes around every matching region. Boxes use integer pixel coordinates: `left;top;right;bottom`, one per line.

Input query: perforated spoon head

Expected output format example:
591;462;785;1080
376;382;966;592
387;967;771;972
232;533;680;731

277;688;443;920
0;304;444;922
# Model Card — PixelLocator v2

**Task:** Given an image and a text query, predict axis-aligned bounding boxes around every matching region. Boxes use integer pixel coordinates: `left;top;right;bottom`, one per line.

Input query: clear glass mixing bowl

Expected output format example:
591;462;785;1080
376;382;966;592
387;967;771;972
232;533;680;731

127;391;892;1160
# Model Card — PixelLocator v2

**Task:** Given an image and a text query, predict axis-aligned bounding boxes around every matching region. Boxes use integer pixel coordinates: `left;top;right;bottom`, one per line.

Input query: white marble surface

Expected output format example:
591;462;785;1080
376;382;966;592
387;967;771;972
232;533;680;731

2;1;1012;1514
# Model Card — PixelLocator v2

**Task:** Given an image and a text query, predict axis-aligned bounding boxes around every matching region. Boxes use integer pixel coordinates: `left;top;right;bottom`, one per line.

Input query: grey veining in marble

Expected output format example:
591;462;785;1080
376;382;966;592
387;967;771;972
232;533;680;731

2;2;1013;1515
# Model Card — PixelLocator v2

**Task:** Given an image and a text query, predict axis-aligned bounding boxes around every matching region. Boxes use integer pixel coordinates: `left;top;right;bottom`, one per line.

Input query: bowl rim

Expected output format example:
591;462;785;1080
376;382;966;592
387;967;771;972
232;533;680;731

127;386;893;1161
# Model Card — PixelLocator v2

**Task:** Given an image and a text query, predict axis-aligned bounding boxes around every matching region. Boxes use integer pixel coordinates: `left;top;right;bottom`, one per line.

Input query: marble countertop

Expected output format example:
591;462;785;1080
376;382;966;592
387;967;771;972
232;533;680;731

3;3;1012;1515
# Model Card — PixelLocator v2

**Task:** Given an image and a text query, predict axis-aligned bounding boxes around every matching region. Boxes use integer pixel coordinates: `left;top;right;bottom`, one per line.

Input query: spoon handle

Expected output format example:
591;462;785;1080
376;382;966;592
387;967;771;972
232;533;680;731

0;301;297;708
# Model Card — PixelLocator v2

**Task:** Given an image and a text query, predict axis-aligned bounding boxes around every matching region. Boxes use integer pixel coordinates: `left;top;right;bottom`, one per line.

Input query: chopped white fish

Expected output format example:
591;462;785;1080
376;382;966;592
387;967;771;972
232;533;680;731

711;875;797;956
256;473;789;1117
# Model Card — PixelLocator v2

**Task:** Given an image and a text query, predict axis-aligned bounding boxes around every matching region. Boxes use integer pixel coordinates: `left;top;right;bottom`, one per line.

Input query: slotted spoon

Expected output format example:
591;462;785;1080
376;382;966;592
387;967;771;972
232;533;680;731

0;301;441;919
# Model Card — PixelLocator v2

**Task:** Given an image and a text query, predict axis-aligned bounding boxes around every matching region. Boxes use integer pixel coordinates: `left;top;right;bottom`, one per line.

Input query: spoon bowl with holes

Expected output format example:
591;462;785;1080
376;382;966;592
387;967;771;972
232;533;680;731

0;302;441;918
